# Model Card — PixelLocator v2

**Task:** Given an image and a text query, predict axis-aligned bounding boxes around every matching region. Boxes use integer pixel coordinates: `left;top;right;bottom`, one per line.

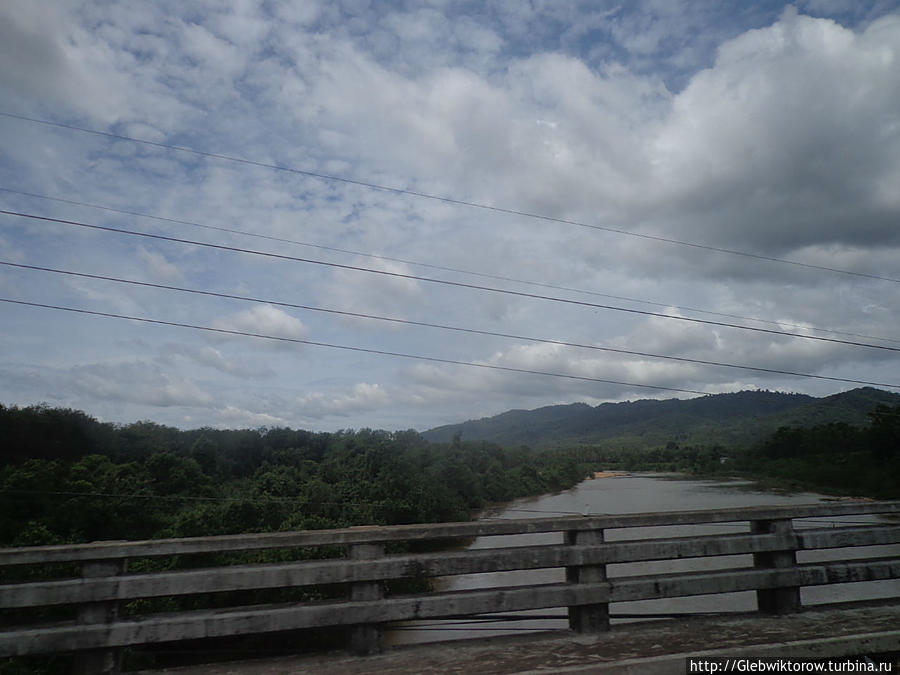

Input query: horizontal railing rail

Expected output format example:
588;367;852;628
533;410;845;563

3;525;898;610
2;501;896;565
5;558;899;650
1;501;898;674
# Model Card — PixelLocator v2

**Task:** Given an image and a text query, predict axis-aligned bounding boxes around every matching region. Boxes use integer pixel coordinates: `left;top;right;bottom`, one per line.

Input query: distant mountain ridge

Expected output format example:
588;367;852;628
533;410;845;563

422;388;900;449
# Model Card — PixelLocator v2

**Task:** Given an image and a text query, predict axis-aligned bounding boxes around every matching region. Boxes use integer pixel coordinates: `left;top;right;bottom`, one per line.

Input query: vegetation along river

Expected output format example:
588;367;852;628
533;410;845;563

387;472;900;645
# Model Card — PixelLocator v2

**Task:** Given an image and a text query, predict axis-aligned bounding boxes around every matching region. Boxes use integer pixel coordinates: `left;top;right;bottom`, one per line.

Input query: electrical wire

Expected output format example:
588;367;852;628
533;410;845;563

3;111;898;285
2;490;891;525
5;489;891;533
4;186;897;346
5;260;898;389
0;297;711;395
0;489;394;509
4;209;900;354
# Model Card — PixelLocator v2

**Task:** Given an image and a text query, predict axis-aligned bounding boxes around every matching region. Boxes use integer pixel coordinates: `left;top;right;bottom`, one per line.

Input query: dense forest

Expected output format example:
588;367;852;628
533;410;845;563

0;405;584;674
1;398;898;549
0;404;586;547
424;387;900;450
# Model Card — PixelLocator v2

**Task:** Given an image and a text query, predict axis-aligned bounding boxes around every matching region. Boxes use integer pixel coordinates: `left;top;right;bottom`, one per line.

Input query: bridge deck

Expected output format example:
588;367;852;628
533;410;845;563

139;601;900;675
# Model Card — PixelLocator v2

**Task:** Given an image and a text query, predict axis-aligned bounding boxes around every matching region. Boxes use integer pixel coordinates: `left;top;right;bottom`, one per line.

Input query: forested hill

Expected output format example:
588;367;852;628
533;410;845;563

0;404;587;547
423;387;900;449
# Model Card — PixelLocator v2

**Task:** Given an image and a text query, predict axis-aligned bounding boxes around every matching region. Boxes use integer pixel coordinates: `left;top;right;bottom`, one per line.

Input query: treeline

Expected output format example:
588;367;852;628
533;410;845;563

586;404;900;499
3;400;896;548
729;404;900;497
0;404;586;547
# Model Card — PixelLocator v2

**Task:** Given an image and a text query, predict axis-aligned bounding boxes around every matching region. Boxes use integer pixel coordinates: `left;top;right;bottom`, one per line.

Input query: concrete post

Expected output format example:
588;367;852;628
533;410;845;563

75;559;125;675
751;518;801;615
348;542;385;654
565;528;610;632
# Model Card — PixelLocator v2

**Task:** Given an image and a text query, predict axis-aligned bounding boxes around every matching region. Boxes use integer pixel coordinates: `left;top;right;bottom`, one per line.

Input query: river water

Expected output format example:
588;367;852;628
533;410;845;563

387;473;899;645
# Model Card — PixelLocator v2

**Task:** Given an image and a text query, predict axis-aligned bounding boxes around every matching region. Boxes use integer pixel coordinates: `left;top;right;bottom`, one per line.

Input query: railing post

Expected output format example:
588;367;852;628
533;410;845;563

75;558;125;675
751;518;800;615
348;542;384;655
565;528;610;632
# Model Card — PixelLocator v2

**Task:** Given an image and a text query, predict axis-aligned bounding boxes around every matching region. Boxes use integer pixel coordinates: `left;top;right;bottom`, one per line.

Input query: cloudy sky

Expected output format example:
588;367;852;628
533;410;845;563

1;0;899;432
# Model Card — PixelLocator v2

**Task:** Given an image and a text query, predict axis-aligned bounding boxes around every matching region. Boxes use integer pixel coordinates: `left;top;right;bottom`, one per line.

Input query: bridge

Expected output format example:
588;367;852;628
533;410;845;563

2;501;898;674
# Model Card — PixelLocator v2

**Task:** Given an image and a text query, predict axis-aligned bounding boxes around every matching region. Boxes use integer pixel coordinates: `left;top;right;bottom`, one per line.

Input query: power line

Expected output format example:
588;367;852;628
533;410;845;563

0;488;396;509
4;208;900;354
0;490;587;515
0;297;711;396
2;110;898;285
3;490;885;526
5;260;898;390
4;186;897;346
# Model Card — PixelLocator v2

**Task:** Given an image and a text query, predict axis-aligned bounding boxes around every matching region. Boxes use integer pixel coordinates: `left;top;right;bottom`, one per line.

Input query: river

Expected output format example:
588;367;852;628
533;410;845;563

387;473;900;645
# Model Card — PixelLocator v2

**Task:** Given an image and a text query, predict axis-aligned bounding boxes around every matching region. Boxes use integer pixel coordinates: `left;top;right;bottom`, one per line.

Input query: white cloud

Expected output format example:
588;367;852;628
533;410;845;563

158;343;274;379
212;305;309;341
648;10;900;254
209;405;289;429
294;383;390;418
64;277;146;316
325;257;425;318
41;360;215;408
0;2;196;126
138;247;184;283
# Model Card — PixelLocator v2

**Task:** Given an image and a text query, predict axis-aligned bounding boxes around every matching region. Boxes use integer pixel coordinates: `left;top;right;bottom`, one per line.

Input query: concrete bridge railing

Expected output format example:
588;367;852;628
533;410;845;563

1;501;898;674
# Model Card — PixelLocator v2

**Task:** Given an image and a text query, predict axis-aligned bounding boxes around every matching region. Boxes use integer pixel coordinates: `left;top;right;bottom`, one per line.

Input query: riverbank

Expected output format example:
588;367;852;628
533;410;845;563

681;468;893;501
591;470;629;479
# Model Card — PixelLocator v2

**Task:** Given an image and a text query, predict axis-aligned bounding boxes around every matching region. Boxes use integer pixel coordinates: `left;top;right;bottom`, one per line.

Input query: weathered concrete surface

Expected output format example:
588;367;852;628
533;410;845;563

136;602;900;675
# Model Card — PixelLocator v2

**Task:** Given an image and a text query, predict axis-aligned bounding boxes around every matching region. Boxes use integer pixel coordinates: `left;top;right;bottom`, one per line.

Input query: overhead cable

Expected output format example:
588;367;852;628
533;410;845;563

0;488;395;508
5;260;898;390
0;490;888;525
3;208;899;354
3;186;897;346
0;297;711;396
2;111;898;284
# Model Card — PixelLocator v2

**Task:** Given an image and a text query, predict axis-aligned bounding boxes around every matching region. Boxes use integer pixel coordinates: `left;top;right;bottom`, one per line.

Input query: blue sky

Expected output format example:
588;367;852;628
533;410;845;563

2;0;900;431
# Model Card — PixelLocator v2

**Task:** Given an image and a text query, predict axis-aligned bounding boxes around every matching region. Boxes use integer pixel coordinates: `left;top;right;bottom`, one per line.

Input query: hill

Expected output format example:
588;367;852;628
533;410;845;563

422;387;900;449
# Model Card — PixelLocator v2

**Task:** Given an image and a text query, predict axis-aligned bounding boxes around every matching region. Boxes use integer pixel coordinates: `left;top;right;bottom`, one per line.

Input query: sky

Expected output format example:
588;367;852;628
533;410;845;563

1;0;900;433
